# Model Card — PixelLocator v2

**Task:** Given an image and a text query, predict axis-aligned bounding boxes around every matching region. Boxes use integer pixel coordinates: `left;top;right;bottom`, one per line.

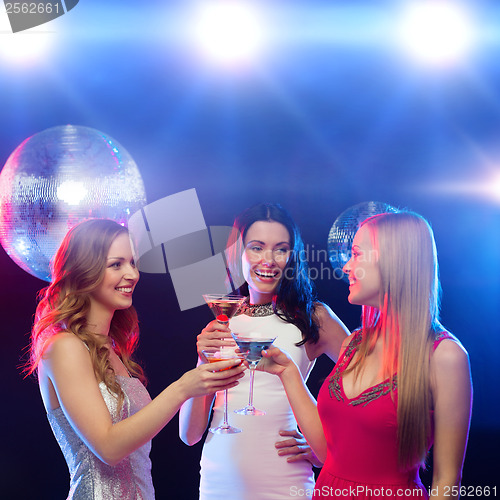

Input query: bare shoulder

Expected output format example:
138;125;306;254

313;302;346;329
431;337;471;393
307;302;349;362
313;302;331;322
42;332;91;372
44;331;86;356
433;337;469;370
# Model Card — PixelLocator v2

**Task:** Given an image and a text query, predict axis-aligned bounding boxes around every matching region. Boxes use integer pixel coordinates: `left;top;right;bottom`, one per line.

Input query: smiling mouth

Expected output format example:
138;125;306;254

254;269;279;279
116;287;133;293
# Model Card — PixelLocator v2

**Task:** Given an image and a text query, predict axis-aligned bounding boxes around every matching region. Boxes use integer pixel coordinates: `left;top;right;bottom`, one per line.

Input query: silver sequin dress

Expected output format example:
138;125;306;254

47;375;155;499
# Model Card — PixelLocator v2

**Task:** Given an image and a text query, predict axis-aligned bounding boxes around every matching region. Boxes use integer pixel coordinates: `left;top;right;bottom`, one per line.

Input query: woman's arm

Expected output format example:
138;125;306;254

305;302;350;363
274;303;349;465
260;346;327;462
179;319;235;445
43;333;245;466
178;391;215;446
430;339;472;500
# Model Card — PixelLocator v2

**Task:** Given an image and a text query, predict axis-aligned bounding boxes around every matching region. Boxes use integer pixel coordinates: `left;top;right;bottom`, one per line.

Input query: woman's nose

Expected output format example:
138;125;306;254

125;265;139;280
262;249;275;265
342;257;352;275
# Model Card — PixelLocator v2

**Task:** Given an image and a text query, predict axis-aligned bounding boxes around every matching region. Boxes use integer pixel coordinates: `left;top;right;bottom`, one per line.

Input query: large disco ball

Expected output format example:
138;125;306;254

0;125;147;281
328;201;399;282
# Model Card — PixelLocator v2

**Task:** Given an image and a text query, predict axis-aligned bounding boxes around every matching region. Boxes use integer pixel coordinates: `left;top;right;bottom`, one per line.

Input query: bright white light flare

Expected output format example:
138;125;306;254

190;1;264;65
57;180;87;205
397;1;474;66
0;11;54;65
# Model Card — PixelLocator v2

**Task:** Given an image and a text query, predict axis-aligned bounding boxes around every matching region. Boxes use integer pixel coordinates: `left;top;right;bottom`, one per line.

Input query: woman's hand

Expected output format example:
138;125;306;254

177;358;246;399
257;346;294;377
197;320;237;362
275;429;324;468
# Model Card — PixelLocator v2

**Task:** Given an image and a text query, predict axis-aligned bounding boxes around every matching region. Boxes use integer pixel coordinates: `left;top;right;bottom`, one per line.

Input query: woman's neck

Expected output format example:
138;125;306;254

86;305;113;336
248;290;273;305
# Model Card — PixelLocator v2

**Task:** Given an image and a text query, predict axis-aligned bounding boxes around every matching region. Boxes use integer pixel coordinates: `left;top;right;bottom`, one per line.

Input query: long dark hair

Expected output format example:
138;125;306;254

229;203;319;345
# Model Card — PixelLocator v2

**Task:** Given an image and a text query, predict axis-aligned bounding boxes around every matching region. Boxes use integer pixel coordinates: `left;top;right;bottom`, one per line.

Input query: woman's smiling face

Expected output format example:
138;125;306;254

342;224;381;308
242;220;291;305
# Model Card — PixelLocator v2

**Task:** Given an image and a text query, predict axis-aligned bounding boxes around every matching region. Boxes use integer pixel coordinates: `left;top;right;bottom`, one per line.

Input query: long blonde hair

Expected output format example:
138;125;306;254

26;219;146;408
350;211;442;470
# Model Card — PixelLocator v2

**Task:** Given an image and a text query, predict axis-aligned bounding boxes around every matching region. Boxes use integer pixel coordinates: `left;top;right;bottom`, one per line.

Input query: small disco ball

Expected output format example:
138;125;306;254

328;201;399;282
0;125;147;281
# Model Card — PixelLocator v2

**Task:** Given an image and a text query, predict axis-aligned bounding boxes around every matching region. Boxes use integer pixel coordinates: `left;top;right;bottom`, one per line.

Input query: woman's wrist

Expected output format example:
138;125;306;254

278;362;300;383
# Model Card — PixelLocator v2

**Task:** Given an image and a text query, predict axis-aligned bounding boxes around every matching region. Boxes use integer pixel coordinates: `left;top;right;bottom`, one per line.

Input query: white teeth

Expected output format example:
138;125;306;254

116;287;132;292
255;270;277;278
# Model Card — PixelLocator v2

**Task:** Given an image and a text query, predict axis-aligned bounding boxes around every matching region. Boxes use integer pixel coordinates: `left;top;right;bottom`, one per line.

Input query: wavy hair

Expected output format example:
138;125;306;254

227;203;319;344
347;211;442;471
26;219;146;409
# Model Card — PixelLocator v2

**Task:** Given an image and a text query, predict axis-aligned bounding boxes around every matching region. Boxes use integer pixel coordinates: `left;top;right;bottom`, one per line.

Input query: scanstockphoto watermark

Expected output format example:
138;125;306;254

3;0;79;33
290;485;425;498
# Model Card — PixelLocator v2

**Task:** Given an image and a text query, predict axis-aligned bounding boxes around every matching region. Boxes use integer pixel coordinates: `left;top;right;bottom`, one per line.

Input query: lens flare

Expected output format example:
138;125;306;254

190;1;264;65
397;1;474;66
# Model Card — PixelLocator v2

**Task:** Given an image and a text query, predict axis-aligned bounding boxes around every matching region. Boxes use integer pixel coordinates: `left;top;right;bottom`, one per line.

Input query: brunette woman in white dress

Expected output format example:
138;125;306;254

180;203;349;500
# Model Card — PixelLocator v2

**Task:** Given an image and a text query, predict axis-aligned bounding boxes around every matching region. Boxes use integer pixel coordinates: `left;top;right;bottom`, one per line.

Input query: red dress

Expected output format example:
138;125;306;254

314;330;452;499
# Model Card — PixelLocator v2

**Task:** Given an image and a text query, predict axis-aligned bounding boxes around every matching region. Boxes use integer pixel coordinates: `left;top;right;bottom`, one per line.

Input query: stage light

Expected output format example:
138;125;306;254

189;1;264;65
396;1;474;66
0;13;54;65
491;174;500;201
423;171;500;205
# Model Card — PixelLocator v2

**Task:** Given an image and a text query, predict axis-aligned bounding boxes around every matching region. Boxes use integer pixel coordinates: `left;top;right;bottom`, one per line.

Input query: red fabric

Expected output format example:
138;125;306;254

313;331;452;499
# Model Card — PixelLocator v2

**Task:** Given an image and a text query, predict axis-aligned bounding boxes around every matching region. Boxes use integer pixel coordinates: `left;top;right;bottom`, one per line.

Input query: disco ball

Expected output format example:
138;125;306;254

328;201;399;283
0;125;147;281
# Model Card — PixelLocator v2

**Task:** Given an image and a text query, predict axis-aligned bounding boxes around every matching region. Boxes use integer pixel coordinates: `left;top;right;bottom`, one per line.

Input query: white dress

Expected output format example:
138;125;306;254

199;306;316;500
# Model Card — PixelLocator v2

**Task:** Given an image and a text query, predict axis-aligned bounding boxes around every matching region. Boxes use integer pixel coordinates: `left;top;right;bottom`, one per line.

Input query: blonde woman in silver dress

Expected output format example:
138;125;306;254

27;219;245;499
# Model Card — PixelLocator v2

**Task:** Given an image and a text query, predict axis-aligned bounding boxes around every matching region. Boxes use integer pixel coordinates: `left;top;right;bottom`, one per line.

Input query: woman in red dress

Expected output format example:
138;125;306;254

260;211;472;500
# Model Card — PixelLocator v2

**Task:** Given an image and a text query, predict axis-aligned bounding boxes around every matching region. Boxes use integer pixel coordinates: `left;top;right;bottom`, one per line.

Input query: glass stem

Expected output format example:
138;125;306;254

248;366;256;408
222;389;229;427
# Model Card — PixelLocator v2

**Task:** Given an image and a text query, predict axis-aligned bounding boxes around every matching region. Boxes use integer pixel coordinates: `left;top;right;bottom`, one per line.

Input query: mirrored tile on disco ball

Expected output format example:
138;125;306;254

0;125;147;281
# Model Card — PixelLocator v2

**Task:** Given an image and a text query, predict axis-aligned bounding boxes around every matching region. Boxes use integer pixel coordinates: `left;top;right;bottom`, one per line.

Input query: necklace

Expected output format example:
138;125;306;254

241;299;275;317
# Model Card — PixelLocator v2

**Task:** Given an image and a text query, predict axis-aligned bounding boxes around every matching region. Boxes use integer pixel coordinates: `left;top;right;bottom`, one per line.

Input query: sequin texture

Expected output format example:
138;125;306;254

47;376;154;499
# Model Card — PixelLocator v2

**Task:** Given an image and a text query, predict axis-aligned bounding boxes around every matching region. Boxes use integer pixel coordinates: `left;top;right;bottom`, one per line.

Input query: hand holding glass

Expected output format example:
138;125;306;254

201;293;246;434
203;349;244;434
231;332;276;416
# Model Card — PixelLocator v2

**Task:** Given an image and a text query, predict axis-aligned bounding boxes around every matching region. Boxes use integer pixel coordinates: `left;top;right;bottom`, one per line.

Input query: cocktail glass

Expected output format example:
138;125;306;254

231;332;276;416
202;293;246;326
203;349;244;434
202;294;246;434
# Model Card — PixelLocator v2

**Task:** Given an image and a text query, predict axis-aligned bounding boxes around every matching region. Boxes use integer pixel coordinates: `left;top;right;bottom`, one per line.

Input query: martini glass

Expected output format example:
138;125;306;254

203;349;244;434
231;332;276;416
202;294;246;325
202;294;246;434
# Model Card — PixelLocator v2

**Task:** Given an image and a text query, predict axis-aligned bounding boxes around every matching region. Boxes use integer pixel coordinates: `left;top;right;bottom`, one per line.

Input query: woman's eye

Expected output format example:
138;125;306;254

275;248;288;254
250;246;262;252
110;262;121;268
